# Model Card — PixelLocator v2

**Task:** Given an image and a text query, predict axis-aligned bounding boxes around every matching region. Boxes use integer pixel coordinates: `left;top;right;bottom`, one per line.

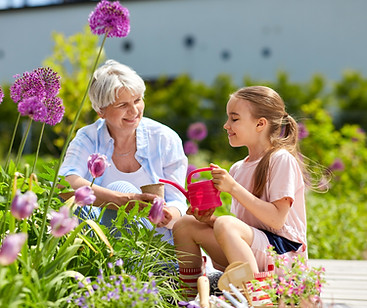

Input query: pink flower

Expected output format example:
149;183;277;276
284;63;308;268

17;96;47;122
0;233;27;266
184;140;198;155
50;206;78;237
187;122;208;141
11;190;38;220
88;0;130;38
329;158;345;171
43;96;65;126
87;153;110;179
0;86;4;104
148;197;164;225
298;122;309;140
10;67;64;125
74;186;96;206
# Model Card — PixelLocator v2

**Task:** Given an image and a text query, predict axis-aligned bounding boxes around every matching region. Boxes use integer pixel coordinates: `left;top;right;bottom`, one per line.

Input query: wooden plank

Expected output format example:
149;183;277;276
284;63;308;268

308;259;367;308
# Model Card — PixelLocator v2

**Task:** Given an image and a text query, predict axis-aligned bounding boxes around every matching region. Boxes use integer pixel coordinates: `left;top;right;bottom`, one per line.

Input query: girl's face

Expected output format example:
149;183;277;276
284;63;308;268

98;88;144;135
223;97;260;147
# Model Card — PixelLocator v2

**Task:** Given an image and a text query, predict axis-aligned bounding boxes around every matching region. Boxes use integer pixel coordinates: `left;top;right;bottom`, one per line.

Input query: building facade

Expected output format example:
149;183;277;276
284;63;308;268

0;0;366;85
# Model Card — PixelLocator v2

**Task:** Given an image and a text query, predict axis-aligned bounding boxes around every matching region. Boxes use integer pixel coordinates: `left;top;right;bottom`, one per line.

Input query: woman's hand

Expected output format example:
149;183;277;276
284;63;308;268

124;192;157;212
156;207;173;228
210;163;237;194
186;206;216;227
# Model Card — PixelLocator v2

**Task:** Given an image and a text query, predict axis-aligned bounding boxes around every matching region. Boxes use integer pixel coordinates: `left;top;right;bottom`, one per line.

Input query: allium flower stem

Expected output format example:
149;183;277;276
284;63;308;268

31;122;45;174
36;33;108;253
21;219;29;263
4;113;21;172
15;118;33;169
0;172;19;234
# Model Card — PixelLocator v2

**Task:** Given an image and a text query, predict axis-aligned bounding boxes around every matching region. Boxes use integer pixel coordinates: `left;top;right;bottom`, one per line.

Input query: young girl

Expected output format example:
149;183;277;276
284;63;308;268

173;86;308;299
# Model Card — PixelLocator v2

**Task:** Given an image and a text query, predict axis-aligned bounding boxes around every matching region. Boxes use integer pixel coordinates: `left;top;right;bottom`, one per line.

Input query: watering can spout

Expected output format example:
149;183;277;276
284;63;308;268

159;179;189;199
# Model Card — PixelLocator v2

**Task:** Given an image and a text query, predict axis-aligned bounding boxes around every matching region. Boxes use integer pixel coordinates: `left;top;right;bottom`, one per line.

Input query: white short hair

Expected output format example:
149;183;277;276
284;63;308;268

89;59;146;112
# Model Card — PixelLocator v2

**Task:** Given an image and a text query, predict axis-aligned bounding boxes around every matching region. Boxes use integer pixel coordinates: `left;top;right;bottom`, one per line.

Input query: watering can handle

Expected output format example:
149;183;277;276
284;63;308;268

187;167;213;185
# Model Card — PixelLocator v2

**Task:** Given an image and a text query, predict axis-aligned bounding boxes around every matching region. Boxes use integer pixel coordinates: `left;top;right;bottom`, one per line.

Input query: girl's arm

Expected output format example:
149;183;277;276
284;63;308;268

210;164;291;230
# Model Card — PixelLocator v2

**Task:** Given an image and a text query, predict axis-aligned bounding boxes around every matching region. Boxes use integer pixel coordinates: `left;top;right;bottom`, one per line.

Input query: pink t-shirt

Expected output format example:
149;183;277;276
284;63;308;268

230;149;307;253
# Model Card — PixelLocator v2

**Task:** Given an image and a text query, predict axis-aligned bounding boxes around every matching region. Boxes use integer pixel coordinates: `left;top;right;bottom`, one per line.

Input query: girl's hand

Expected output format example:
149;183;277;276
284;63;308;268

186;206;216;226
210;163;237;194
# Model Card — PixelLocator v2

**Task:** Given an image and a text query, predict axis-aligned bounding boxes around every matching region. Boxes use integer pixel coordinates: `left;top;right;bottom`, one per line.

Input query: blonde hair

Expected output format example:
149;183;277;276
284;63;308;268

232;86;303;197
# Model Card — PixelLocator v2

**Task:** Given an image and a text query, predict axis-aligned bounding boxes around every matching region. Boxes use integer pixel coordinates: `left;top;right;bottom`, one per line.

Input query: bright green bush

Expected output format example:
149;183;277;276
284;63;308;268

42;25;102;151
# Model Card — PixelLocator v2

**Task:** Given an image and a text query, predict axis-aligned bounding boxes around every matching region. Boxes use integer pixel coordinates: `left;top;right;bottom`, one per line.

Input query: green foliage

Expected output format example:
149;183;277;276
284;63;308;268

0;159;179;307
244;71;328;116
0;85;19;159
333;70;367;131
145;74;243;163
298;101;367;259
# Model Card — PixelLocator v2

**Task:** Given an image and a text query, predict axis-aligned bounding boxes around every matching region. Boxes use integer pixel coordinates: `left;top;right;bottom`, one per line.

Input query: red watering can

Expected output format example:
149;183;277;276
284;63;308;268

159;167;222;211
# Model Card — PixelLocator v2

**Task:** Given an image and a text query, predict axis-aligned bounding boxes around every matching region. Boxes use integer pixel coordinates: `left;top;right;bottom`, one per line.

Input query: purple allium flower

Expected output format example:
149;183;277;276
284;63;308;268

0;233;27;266
10;67;64;125
88;153;110;179
0;86;4;104
187;122;208;141
11;190;38;220
298;122;309;140
357;127;365;135
50;206;78;237
184;140;198;155
10;67;60;103
33;67;61;99
74;186;96;206
43;97;65;126
17;96;47;122
329;158;345;171
10;71;44;103
88;0;130;38
148;197;164;225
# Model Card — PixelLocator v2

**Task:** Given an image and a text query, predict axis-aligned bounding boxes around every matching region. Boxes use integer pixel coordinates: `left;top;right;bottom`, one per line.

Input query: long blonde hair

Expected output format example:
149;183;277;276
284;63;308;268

232;86;303;198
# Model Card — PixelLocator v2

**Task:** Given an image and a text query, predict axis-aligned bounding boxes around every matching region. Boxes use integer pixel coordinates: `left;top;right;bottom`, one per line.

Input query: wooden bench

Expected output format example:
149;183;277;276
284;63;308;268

308;259;367;308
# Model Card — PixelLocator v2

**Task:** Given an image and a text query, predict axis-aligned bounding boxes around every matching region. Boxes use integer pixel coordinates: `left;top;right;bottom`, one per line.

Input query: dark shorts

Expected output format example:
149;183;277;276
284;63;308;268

261;229;302;255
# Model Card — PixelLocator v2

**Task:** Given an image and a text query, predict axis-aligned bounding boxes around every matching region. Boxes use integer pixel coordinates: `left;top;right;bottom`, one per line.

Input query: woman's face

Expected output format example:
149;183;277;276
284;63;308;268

223;97;259;148
98;88;144;135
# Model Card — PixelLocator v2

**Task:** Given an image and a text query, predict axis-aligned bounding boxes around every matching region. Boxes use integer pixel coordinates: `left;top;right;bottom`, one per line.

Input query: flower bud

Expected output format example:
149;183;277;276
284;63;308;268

74;186;96;206
87;153;110;179
11;190;38;220
148;197;164;225
0;233;27;266
50;206;78;238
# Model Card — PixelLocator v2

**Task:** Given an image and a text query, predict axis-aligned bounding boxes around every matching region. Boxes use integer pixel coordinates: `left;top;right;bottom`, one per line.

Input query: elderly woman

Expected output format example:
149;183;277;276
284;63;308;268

59;59;188;242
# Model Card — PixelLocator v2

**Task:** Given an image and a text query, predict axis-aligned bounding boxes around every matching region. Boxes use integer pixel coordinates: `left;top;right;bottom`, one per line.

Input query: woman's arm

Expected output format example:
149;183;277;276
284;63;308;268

65;174;157;210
